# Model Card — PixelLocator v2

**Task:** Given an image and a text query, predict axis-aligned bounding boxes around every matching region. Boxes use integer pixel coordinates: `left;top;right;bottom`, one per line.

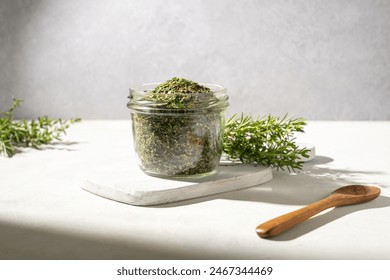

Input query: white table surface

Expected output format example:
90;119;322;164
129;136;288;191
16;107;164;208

1;120;389;260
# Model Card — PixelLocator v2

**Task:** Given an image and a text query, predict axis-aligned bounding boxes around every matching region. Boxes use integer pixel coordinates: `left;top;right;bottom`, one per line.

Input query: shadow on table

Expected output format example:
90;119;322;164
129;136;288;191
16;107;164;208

11;141;81;156
2;157;388;258
151;155;390;241
0;219;224;260
155;156;388;207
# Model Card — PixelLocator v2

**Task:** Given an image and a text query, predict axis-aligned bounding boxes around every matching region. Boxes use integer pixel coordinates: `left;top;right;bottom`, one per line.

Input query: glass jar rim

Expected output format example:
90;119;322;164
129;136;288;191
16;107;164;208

127;82;229;114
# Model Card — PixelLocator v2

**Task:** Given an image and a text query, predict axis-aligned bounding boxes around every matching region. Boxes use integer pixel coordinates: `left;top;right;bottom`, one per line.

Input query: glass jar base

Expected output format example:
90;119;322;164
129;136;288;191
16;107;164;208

139;166;217;180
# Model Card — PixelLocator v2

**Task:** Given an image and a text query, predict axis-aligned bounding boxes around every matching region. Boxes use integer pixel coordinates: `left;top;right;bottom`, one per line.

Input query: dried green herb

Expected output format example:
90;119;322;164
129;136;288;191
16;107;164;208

223;114;309;171
130;77;226;176
132;113;223;176
144;77;219;109
0;97;80;157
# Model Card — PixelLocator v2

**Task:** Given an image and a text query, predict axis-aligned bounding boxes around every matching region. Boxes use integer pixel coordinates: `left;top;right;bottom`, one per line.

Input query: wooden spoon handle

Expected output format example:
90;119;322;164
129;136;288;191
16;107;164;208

256;196;337;238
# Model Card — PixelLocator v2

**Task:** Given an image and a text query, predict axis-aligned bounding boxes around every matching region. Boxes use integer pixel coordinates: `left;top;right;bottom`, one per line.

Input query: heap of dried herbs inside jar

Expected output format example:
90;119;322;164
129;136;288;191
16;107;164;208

129;77;227;176
143;77;218;109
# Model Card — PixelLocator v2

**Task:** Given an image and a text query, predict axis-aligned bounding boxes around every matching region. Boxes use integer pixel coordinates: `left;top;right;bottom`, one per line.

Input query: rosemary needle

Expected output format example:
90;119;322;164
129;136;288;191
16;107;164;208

0;97;80;157
223;114;309;171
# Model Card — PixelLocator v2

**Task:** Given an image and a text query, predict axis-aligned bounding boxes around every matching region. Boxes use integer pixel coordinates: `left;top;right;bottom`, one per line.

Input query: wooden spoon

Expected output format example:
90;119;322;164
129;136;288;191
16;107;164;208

256;185;381;238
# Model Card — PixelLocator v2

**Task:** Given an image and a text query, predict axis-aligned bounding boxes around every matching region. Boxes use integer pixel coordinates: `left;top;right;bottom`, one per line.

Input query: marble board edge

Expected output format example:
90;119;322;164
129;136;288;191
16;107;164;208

81;167;273;206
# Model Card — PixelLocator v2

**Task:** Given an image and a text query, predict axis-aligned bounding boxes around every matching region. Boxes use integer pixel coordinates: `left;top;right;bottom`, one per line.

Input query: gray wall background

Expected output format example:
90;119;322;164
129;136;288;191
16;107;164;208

1;0;389;120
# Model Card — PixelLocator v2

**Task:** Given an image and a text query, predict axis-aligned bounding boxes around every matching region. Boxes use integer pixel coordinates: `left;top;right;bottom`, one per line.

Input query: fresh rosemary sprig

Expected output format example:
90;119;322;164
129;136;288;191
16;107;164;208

223;114;309;171
0;97;80;157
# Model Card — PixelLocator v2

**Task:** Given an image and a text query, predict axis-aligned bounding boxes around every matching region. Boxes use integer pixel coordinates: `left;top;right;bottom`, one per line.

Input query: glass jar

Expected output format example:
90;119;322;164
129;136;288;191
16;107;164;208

127;83;229;178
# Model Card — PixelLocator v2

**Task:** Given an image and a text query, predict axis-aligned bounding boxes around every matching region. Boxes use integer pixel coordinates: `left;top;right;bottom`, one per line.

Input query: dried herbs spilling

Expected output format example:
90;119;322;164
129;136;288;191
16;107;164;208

0;98;80;157
128;77;228;177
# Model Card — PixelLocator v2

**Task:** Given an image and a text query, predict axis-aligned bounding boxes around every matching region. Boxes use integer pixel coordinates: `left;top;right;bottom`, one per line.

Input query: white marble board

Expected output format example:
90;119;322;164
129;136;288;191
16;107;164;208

81;143;315;206
81;163;273;206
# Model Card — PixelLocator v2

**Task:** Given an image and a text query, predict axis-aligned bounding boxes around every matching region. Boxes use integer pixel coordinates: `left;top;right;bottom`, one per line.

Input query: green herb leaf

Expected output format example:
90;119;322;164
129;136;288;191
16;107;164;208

0;98;80;157
223;114;309;171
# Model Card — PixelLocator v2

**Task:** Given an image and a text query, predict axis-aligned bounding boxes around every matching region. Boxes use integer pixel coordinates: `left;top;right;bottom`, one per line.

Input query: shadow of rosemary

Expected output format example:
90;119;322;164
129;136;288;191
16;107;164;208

152;155;388;207
12;141;82;155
